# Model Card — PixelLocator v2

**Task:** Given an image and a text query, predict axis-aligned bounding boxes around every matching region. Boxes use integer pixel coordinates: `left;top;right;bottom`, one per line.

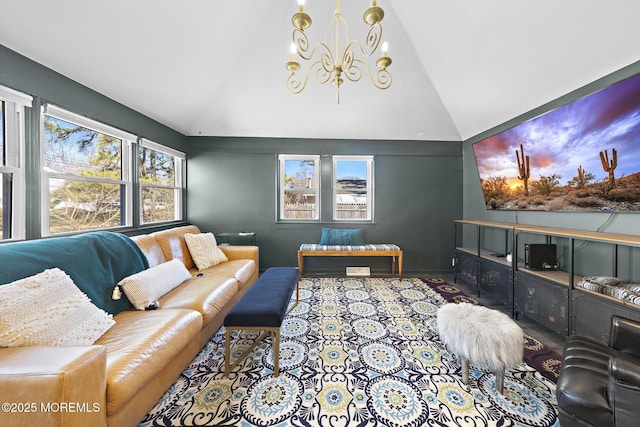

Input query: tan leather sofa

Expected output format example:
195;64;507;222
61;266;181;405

0;225;258;427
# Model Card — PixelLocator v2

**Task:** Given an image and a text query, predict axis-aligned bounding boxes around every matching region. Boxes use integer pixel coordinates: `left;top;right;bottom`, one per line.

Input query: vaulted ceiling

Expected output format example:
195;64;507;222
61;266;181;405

2;1;640;141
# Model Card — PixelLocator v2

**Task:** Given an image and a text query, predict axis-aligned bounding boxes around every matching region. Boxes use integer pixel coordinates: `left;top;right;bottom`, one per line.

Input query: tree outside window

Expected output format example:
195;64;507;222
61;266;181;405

139;140;183;224
43;107;132;234
279;155;320;220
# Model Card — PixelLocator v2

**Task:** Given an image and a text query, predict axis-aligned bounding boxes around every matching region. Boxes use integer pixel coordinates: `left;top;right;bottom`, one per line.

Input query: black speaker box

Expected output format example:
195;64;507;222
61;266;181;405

524;243;558;270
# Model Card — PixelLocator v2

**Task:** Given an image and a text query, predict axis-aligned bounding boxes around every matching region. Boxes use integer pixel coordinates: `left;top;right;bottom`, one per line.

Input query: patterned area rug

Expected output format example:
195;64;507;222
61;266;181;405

141;277;560;426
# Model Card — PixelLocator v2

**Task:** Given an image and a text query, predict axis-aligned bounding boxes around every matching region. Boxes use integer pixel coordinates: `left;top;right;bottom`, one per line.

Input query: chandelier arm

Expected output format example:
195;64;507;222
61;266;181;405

286;70;309;94
344;34;382;60
293;30;337;73
367;64;392;90
363;23;383;56
317;42;336;75
287;58;335;94
314;61;332;85
293;29;313;61
342;56;363;83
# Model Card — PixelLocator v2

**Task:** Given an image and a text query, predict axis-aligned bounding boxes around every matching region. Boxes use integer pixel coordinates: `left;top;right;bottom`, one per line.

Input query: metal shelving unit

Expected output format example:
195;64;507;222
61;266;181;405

454;220;640;342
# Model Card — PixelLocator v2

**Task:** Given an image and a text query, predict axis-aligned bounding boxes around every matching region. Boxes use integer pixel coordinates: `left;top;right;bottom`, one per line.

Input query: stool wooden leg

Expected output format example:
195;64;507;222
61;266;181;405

495;368;505;394
225;329;231;377
297;252;304;277
461;356;469;385
273;330;280;377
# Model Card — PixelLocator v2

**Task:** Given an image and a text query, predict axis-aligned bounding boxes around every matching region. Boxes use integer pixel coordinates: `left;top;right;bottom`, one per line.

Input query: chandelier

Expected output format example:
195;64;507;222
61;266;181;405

285;0;392;104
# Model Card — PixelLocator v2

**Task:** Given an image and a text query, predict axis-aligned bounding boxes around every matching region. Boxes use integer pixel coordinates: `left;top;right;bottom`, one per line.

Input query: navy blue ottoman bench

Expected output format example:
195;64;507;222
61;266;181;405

224;267;299;377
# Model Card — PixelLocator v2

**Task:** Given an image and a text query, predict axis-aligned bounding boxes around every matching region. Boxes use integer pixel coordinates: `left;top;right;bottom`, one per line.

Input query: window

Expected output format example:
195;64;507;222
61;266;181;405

333;156;373;221
0;85;30;241
43;105;135;235
279;155;320;220
139;139;184;224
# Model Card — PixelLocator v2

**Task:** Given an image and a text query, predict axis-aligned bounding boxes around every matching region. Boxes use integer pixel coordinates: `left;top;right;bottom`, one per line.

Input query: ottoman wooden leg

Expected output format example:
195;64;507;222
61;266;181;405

273;329;280;377
495;368;505;394
225;329;231;377
461;356;470;385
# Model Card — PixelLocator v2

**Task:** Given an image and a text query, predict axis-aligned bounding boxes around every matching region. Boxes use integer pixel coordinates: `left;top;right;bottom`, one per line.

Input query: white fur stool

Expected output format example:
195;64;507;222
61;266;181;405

437;302;523;394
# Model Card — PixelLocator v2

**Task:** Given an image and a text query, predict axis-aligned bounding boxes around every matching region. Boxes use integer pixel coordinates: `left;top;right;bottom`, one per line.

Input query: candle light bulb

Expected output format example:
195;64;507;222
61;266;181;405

381;41;389;55
290;43;297;56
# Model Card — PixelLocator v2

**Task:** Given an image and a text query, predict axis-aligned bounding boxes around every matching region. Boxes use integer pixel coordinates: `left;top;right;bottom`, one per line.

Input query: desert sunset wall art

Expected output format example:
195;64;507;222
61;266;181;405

473;73;640;212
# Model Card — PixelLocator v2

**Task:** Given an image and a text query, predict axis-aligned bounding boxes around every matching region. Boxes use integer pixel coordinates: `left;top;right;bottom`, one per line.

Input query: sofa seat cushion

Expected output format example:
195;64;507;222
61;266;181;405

556;335;613;426
158;276;239;324
95;309;202;415
203;259;256;290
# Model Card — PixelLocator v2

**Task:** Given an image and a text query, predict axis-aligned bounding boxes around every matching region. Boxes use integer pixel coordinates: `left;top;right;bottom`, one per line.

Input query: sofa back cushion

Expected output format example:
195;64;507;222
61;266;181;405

151;225;201;270
0;232;149;314
130;234;167;268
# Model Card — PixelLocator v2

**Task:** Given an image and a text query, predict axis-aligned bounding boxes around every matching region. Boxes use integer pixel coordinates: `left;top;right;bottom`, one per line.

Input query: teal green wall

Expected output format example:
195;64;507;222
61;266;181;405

186;138;463;274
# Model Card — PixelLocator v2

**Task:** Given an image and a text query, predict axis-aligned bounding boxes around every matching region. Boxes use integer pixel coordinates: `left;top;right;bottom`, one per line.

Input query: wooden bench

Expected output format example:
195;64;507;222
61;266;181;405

298;243;403;278
224;267;299;377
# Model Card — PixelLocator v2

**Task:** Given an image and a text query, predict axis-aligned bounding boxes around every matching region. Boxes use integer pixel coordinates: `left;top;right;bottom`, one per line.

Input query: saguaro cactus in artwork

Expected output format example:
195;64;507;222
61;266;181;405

577;165;586;187
599;148;617;187
516;143;530;196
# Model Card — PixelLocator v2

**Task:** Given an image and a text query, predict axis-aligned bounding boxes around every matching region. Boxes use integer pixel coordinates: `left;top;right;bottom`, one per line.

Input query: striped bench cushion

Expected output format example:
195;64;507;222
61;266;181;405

575;276;640;306
299;244;401;251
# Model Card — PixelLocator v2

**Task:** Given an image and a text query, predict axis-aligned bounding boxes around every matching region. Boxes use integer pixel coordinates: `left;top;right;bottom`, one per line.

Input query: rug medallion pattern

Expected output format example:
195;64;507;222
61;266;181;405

141;277;559;426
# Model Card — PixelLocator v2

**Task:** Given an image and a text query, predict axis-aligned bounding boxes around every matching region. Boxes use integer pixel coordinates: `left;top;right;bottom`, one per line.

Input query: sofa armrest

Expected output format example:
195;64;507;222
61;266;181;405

608;353;640;426
609;315;640;359
0;346;107;427
610;353;640;388
220;245;259;264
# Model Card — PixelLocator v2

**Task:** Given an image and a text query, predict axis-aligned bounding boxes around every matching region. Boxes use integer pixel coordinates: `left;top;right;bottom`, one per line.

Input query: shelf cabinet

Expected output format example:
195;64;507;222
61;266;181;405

514;271;568;337
454;249;478;286
572;288;640;344
454;219;640;344
479;258;513;309
454;220;514;311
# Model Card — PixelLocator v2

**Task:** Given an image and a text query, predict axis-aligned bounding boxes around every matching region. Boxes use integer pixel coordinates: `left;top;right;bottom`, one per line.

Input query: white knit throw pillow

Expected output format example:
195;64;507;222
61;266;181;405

0;268;115;347
117;259;192;310
184;232;228;270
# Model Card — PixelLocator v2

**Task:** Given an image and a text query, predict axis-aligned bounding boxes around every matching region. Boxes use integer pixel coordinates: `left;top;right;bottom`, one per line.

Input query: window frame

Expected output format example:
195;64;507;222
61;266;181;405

41;104;136;236
332;155;374;222
278;154;321;221
0;85;31;241
139;138;185;225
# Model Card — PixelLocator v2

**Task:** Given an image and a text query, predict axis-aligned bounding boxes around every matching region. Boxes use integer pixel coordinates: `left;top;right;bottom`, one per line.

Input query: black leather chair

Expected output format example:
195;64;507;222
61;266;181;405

556;315;640;426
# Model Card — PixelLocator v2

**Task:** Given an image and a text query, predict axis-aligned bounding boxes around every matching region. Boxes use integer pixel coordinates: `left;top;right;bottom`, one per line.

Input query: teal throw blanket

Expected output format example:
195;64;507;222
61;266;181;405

0;231;149;314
